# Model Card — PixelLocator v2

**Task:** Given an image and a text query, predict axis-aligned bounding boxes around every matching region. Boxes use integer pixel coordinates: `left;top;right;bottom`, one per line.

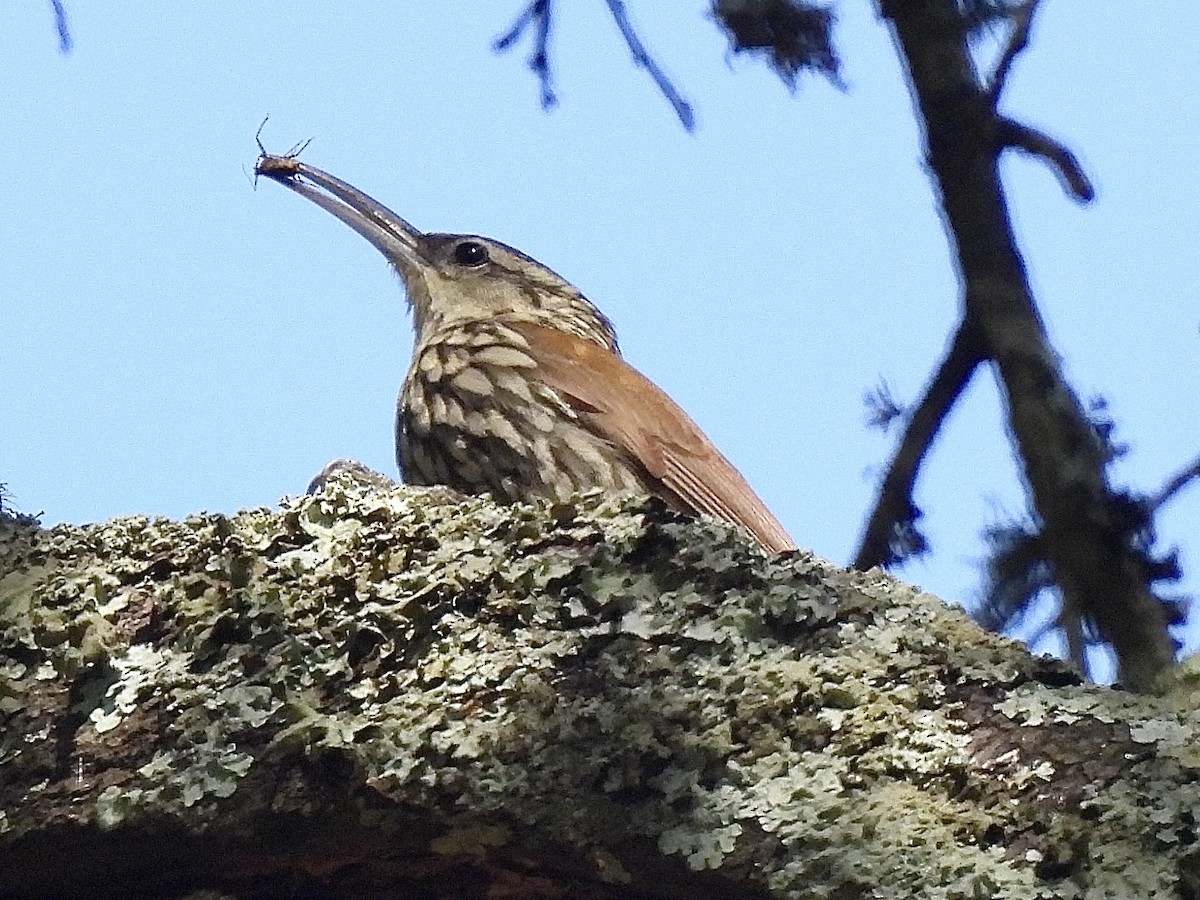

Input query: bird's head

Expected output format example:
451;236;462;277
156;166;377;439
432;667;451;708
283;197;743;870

256;155;618;352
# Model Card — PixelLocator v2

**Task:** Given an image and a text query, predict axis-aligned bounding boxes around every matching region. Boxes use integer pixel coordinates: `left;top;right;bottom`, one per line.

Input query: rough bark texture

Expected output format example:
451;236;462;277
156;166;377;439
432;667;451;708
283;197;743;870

2;480;1198;899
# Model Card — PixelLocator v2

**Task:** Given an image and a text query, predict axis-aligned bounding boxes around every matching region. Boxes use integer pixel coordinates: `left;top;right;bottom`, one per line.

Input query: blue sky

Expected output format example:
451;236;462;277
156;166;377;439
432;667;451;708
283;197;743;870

3;4;1197;662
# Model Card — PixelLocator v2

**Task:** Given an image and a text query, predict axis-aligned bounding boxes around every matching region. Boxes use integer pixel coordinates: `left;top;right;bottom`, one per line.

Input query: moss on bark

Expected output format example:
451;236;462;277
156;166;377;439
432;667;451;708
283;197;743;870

2;479;1197;898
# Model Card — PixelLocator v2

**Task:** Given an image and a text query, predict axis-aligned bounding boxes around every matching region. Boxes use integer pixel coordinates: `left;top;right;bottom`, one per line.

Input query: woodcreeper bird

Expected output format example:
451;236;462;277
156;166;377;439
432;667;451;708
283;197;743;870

256;154;795;553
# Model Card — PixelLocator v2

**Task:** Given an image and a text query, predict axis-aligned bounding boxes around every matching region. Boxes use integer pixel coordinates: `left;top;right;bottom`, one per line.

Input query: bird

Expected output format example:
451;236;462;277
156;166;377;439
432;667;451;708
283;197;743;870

256;153;796;553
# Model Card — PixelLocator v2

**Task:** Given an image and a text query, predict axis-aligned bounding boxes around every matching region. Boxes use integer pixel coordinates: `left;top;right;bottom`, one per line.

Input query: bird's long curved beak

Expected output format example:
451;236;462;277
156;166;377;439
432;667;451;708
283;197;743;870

255;154;425;270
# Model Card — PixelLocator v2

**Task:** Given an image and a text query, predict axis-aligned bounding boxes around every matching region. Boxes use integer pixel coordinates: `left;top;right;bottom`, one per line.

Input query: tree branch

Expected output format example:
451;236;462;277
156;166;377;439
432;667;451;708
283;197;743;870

997;116;1095;203
494;0;558;109
496;1;694;129
710;0;843;89
2;482;1193;897
881;0;1175;692
603;0;695;130
1150;452;1200;512
49;0;72;54
854;318;986;570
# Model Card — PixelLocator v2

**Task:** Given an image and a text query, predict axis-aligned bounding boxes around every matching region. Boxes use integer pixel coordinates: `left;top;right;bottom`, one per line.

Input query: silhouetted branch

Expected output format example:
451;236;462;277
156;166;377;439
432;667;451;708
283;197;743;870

976;520;1087;674
496;1;693;129
50;0;72;53
854;319;986;570
977;483;1186;682
985;0;1038;105
495;0;558;109
883;0;1174;691
603;0;695;130
1150;453;1200;512
0;482;38;524
1063;616;1086;675
997;116;1095;202
1084;394;1129;462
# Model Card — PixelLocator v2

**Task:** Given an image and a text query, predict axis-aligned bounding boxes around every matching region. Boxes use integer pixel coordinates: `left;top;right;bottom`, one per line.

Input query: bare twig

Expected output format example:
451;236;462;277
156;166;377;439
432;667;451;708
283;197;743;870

494;0;558;109
602;0;695;131
50;0;72;54
997;116;1096;202
0;483;39;524
985;0;1039;106
1149;453;1200;512
496;1;693;129
494;0;539;49
854;318;986;570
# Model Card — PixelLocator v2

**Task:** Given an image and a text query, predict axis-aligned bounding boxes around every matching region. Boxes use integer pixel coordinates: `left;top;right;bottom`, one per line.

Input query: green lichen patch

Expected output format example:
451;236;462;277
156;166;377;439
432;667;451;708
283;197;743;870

1;481;1196;897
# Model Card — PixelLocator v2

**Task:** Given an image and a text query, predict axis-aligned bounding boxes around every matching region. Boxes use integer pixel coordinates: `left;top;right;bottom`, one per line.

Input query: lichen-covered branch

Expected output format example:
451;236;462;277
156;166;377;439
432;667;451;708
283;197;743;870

2;481;1198;897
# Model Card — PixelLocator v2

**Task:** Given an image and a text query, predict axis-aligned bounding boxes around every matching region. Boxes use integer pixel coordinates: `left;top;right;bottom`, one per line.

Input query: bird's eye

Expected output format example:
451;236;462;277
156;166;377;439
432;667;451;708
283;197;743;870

453;241;489;267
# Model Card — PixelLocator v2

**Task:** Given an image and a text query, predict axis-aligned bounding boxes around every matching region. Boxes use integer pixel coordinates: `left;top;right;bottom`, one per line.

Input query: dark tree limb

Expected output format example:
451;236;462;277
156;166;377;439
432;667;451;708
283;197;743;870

879;0;1175;692
997;116;1096;202
854;318;986;570
977;524;1051;633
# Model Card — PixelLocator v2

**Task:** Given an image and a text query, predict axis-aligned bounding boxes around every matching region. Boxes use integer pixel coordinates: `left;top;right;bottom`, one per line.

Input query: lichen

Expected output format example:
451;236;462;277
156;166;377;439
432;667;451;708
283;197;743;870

1;479;1196;897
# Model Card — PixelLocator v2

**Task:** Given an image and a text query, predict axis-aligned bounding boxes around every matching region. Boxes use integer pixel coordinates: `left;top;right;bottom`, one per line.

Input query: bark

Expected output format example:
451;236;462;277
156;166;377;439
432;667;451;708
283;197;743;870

878;0;1175;689
1;480;1198;899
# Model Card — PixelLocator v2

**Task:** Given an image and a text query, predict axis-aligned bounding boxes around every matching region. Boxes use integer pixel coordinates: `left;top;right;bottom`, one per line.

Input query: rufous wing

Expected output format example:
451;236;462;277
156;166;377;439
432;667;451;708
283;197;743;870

510;322;796;553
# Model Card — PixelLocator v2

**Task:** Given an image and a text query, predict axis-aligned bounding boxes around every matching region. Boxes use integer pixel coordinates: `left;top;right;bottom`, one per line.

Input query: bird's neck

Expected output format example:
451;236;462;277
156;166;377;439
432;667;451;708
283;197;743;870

412;300;620;356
